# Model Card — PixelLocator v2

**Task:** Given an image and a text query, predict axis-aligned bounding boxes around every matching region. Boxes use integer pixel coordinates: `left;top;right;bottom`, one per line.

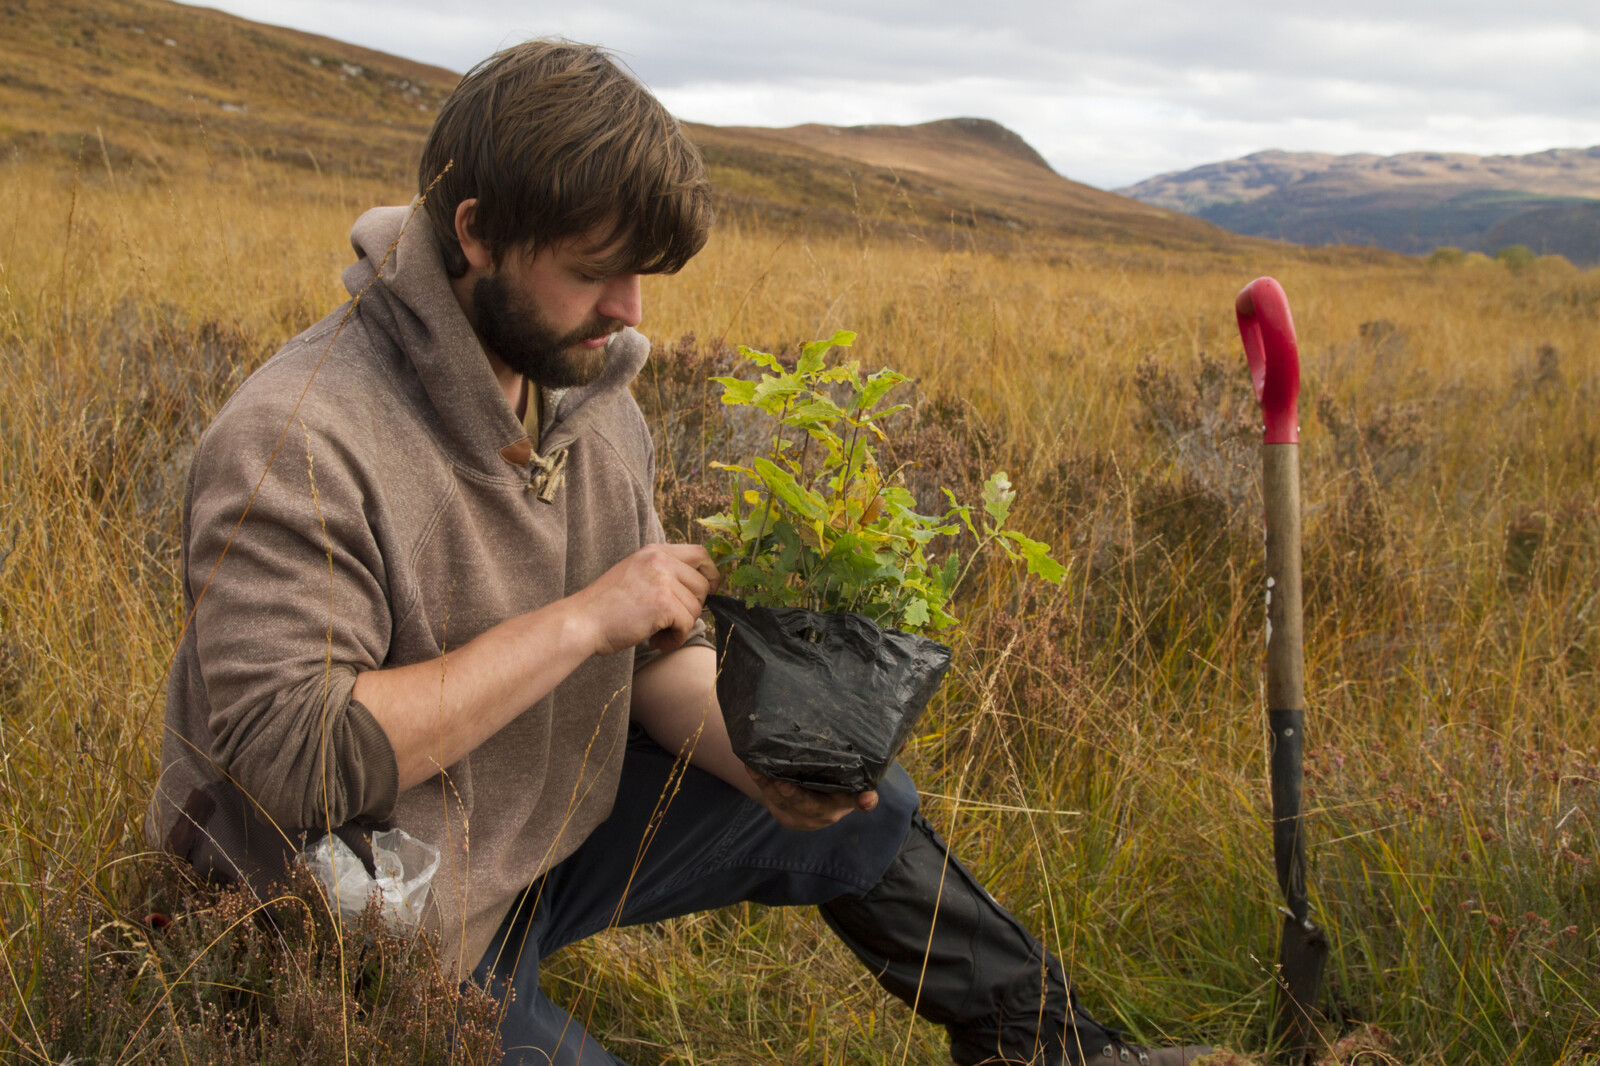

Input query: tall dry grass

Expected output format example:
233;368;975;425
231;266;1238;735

1;146;1597;1063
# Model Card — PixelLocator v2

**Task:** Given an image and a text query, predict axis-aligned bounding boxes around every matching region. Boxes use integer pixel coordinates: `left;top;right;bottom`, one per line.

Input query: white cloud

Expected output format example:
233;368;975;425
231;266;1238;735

193;0;1600;189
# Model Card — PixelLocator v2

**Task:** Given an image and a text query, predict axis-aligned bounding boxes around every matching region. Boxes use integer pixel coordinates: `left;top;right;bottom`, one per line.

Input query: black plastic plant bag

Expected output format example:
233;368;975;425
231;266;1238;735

706;594;953;792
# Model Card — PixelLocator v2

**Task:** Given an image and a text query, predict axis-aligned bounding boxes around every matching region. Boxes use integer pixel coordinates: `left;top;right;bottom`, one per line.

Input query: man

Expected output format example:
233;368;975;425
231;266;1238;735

149;39;1212;1066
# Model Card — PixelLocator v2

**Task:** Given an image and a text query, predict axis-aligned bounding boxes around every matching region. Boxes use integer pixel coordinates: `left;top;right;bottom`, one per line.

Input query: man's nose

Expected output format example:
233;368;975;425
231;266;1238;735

599;274;642;328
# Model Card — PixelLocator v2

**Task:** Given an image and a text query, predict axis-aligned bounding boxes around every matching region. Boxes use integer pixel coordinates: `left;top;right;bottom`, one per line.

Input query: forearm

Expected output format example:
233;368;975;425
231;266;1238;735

353;597;599;791
629;645;762;802
357;541;717;794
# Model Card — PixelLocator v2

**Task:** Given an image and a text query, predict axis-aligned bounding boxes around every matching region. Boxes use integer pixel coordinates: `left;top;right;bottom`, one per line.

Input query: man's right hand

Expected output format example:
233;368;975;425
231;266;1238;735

356;541;719;791
568;543;721;656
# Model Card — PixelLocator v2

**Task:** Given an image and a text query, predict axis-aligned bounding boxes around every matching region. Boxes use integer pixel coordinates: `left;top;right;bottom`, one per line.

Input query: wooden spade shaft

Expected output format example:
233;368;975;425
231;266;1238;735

1264;442;1327;1061
1263;445;1304;717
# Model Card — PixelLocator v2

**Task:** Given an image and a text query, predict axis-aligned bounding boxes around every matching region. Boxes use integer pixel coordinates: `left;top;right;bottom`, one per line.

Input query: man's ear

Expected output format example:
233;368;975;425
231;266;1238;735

453;198;494;273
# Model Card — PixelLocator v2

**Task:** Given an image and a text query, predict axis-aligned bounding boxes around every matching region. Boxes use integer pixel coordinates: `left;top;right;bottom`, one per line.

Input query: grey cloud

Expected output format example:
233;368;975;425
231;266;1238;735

197;0;1600;188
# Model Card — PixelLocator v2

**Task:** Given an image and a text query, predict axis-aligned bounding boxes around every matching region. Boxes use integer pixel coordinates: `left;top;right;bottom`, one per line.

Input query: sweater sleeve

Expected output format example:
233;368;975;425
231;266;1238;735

185;392;399;831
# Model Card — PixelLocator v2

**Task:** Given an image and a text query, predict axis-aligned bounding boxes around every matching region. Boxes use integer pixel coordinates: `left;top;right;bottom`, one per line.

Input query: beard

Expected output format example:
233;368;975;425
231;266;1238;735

471;272;619;389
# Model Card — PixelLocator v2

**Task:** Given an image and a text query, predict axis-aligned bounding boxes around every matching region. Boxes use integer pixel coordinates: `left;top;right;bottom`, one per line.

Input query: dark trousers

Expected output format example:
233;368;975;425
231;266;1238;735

472;730;1117;1065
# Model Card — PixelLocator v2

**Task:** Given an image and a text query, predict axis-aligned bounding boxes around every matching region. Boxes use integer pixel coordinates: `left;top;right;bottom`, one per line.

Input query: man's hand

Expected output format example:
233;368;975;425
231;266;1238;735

749;771;878;831
569;543;720;656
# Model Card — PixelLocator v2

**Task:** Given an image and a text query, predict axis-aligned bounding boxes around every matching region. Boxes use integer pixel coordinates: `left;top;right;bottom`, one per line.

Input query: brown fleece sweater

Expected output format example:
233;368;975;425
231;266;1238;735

149;203;681;975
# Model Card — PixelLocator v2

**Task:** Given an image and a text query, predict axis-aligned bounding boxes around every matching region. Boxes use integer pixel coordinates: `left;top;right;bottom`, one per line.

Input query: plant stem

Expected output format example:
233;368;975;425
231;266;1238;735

839;415;865;503
748;396;793;562
796;430;813;490
950;529;1000;600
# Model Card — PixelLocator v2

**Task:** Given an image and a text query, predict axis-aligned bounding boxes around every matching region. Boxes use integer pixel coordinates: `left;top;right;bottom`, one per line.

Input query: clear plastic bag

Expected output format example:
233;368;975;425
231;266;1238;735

301;827;440;932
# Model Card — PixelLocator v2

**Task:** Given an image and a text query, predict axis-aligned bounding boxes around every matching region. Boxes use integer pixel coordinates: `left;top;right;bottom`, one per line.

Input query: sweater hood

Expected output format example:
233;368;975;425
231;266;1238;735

341;204;650;474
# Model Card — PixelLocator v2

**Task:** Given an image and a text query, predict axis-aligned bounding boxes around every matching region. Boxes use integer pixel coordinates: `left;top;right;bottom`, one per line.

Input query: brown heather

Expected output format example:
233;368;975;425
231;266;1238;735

27;859;501;1063
1;139;1597;1065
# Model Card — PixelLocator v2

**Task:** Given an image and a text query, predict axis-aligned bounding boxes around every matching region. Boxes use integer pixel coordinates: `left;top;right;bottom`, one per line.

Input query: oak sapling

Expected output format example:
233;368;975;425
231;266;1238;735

698;330;1067;791
698;329;1067;632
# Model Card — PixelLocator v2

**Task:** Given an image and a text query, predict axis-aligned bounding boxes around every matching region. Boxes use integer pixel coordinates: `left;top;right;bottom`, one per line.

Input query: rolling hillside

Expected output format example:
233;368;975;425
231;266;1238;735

1119;148;1600;264
691;117;1241;251
0;0;456;179
0;0;1253;256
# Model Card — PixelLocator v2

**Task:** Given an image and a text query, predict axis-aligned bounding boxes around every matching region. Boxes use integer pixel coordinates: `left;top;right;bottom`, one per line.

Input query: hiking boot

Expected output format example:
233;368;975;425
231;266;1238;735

822;811;1216;1066
1082;1040;1217;1066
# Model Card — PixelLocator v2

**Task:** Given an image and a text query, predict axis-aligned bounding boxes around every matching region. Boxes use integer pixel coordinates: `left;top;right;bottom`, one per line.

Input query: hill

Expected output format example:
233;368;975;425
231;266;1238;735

0;0;1256;257
1118;148;1600;264
0;0;457;179
690;117;1245;252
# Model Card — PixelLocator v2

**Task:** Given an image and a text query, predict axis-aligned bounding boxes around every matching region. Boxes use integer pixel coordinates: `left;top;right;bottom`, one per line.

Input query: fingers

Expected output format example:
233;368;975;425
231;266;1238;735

748;772;875;831
650;573;701;642
659;543;722;593
638;545;716;609
581;543;720;655
638;545;720;651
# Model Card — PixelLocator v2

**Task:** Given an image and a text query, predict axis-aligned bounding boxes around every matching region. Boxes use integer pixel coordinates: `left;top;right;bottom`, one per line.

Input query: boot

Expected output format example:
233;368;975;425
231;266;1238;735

821;812;1214;1066
1074;1041;1216;1065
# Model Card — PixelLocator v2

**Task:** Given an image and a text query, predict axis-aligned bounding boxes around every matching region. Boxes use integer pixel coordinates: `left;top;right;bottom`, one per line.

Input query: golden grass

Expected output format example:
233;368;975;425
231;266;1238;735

2;150;1598;1064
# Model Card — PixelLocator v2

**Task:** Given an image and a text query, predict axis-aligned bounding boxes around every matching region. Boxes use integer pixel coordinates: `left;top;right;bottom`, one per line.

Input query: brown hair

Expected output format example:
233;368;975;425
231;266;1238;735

418;39;712;278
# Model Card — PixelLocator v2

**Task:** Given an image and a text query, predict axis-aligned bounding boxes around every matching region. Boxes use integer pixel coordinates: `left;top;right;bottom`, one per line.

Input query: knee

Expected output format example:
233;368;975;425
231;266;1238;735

839;763;919;888
874;762;920;829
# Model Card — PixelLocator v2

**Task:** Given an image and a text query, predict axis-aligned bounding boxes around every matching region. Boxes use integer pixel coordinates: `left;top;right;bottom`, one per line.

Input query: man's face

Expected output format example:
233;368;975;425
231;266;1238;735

469;233;643;390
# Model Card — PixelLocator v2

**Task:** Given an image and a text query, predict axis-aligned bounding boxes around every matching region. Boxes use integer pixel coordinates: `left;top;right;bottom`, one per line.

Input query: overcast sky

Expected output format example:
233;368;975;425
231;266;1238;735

199;0;1600;190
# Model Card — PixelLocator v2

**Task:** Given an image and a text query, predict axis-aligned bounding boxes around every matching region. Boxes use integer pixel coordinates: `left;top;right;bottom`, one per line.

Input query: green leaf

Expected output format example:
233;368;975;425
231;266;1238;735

982;471;1015;527
928;600;959;629
856;368;907;413
753;457;825;522
712;377;757;406
784;398;849;427
738;509;774;541
796;330;855;375
860;403;911;423
729;564;771;588
940;491;978;539
819;533;884;583
901;598;930;629
751;376;807;409
737;345;782;371
1005;531;1069;585
881;485;917;509
796;343;827;376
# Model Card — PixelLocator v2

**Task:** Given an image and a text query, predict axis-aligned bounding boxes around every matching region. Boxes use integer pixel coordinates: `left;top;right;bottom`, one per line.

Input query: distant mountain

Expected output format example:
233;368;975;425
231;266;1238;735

1118;148;1600;264
690;117;1244;251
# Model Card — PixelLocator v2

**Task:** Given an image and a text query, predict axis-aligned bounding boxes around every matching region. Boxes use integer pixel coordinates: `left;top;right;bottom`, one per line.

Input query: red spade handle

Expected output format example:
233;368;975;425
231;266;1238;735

1235;277;1301;445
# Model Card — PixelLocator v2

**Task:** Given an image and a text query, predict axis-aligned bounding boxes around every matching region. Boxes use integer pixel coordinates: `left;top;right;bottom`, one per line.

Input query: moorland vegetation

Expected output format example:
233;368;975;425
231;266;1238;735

1;11;1597;1063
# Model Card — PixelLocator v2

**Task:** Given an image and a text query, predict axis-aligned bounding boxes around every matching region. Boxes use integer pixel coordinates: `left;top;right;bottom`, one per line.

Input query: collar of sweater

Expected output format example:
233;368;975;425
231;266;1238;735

340;203;650;477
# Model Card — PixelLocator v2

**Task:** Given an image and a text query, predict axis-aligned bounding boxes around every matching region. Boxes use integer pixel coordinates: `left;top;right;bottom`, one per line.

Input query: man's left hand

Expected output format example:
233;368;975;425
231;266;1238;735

749;771;877;831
